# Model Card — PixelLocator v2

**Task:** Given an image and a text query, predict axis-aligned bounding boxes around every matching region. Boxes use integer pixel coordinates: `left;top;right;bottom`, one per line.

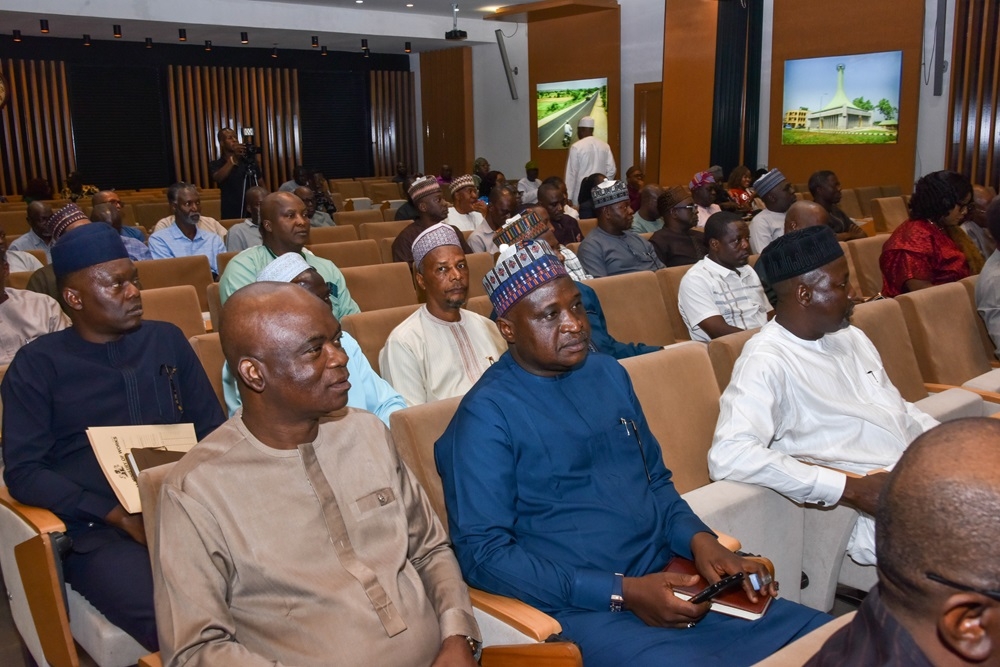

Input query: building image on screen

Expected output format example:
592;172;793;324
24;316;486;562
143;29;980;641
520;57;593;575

536;78;608;149
781;51;902;145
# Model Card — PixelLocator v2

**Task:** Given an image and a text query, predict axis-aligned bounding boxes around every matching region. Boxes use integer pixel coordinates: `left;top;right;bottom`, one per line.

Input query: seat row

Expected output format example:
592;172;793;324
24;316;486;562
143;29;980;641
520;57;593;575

788;183;903;220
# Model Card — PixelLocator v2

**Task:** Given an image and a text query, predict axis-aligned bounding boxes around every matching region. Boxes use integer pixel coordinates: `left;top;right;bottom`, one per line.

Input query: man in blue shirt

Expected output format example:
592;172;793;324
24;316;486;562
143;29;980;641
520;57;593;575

148;183;226;275
435;239;829;665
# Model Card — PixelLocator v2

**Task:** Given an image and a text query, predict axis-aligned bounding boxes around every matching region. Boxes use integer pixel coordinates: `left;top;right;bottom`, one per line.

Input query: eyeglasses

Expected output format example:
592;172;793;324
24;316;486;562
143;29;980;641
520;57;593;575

674;204;698;213
926;572;1000;603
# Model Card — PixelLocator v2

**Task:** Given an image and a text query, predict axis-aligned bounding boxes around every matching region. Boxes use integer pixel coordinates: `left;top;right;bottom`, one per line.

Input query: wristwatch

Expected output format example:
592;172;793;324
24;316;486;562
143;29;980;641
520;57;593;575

610;573;624;612
465;636;483;662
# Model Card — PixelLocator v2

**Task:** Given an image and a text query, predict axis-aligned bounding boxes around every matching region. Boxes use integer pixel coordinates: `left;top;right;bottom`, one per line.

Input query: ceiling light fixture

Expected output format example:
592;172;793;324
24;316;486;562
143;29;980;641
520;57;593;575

361;38;369;51
12;30;22;42
311;35;319;48
405;41;411;53
271;46;278;58
205;40;212;51
178;28;187;41
241;31;249;44
40;20;50;34
145;37;153;48
113;24;122;38
321;45;328;56
83;34;91;46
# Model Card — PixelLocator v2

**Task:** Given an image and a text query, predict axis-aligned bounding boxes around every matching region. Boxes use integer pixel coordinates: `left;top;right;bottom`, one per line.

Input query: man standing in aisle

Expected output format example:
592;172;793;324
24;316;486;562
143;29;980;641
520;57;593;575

210;127;265;220
564;116;616;207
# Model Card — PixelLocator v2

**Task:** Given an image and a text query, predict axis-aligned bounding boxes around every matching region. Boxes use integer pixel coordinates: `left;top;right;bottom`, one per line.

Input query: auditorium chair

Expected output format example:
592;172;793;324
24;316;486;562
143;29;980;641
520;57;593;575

333;209;385;231
849;297;999;419
837;188;863;220
852;186;882;218
134;202;172;229
565;242;580;256
25;249;47;265
464;295;494;319
200;199;221;220
959;275;998;361
844;235;889;298
140;285;206;340
879;184;903;198
345;197;373;211
308;240;382;268
188;332;226;412
137;449;582;667
135;256;214;312
216;251;238;278
365;181;403;202
870;196;908;232
358;220;411;242
752;612;856;666
6;271;32;290
838;242;864;299
465;252;495;299
896;282;1000;392
219;218;244;230
330;180;366;199
586;272;675;347
340;304;420;374
0;489;148;667
577;218;597;237
0;210;31;236
706;327;760;390
341;263;418;312
0;363;7;428
378;236;396;263
655;265;692;341
381;206;399;222
309;224;359;244
206;283;222;333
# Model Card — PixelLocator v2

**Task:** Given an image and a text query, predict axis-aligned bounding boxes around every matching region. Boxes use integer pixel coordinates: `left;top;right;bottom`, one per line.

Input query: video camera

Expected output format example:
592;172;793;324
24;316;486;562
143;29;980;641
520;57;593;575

241;127;262;157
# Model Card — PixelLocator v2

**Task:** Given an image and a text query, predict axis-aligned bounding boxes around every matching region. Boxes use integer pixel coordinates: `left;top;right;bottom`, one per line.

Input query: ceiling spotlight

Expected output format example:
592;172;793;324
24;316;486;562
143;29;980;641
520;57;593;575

145;37;153;48
271;46;278;58
356;0;364;3
364;49;370;59
404;41;411;53
407;3;414;6
83;34;91;46
12;30;22;42
178;28;187;41
204;40;212;51
40;20;50;34
113;24;122;38
241;31;249;44
321;45;328;56
311;35;318;48
361;38;368;51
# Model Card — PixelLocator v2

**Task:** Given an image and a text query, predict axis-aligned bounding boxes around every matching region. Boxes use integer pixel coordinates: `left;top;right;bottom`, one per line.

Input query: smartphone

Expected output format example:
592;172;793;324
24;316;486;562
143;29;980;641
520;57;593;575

688;572;745;604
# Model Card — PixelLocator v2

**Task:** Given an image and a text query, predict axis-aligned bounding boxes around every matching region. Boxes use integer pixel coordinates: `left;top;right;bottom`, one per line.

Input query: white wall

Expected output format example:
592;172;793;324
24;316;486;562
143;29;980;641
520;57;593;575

471;27;531;181
619;0;665;171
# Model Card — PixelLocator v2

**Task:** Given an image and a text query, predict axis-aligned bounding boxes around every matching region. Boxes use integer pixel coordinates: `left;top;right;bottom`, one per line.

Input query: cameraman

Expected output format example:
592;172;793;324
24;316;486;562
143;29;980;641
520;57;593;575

210;127;266;220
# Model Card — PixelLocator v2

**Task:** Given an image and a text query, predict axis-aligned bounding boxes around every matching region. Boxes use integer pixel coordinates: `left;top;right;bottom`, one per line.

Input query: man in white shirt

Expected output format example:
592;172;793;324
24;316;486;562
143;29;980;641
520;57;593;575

380;223;506;406
748;168;796;254
152;182;228;239
690;171;722;228
564;116;616;206
709;226;938;566
9;202;53;261
516;161;542;205
678;211;771;341
0;234;69;364
446;174;486;233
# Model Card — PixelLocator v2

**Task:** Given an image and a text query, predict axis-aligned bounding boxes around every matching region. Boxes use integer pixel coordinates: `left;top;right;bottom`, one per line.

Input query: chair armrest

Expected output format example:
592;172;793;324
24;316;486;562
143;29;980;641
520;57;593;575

713;530;741;552
469;588;562;642
15;533;76;667
481;641;582;667
926;383;1000;404
0;488;66;534
139;653;163;667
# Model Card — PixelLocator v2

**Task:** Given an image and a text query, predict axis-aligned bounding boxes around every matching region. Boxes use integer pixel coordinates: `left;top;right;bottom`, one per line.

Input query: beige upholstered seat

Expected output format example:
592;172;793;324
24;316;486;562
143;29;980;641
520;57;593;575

140;285;206;340
870;196;908;233
751;612;856;666
341;263;418;312
838;189;863;219
206;282;222;333
578;218;597;237
959;275;997;360
586;272;675;347
216;251;238;276
309;225;359;244
333;209;385;231
852;186;882;218
135;256;214;311
655;265;693;341
465;252;495;299
464;295;494;319
308;240;382;268
845;235;888;298
706;327;761;391
358;220;411;241
188;332;226;412
340;304;421;374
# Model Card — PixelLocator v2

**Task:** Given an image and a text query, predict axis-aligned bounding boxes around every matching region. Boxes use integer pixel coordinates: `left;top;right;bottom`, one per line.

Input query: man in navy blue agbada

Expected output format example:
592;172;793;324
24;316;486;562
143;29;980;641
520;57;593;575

435;239;829;666
1;223;224;650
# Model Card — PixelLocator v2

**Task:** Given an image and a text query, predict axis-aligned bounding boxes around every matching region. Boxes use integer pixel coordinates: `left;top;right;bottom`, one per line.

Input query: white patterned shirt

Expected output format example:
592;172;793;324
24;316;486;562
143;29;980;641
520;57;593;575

678;256;771;342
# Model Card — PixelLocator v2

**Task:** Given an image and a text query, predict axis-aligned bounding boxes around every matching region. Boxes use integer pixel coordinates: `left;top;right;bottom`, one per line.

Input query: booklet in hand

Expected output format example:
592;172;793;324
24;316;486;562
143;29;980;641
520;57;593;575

664;556;772;621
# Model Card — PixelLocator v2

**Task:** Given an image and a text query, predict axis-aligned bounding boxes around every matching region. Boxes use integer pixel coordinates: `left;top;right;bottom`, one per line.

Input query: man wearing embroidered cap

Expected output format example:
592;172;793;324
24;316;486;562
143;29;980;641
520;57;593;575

690;171;722;228
436;238;828;665
24;203;94;309
380;223;505;406
1;223;225;652
749;168;796;253
578;179;665;277
564;115;616;208
710;226;938;567
446;174;487;232
391;177;472;264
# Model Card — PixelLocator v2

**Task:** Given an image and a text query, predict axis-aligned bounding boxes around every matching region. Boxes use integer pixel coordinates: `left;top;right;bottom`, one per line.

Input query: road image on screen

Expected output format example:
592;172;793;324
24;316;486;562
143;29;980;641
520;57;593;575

781;50;902;145
537;78;609;150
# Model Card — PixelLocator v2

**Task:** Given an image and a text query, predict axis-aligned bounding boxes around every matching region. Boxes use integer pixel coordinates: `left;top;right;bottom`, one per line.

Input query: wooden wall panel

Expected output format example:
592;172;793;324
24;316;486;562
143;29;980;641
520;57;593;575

420;47;475;178
634;83;662;185
527;8;621;185
167;65;301;189
767;0;924;191
947;0;1000;190
0;59;75;195
370;70;418;177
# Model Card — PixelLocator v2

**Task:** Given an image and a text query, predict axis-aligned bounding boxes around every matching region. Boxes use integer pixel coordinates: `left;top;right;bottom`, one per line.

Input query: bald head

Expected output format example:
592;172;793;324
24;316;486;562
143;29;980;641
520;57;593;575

784;200;830;234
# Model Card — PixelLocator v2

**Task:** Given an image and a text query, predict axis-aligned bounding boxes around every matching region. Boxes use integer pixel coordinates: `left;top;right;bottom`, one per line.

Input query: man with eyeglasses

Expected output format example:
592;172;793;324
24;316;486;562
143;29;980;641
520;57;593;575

577;180;665;277
649;186;707;267
806;418;1000;665
677;211;770;341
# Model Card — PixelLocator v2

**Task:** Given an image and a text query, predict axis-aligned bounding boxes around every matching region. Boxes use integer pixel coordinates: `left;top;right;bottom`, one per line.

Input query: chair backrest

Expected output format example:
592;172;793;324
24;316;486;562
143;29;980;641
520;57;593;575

188;332;226;412
206;282;223;333
331;180;366;199
333;209;385;230
853;186;882;218
587;272;675;347
309;240;382;268
220;218;244;230
25;249;47;265
341;263;418;312
565;241;581;255
389;396;463;525
880;184;903;198
382;207;398;222
346;197;373;211
216;251;239;278
137;461;177;557
655;265;692;341
619;343;720;494
365;182;403;202
838;242;864;299
309;225;359;244
465;252;495;299
870;197;908;233
464;295;494;319
706;327;760;391
359;220;411;241
959;275;997;360
135;255;214;311
141;285;206;339
340;304;421;374
0;209;31;236
896;282;993;385
6;271;32;290
201;200;222;220
848;298;928;402
134;201;172;228
378;236;396;263
845;235;888;298
578;218;597;237
839;188;863;219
